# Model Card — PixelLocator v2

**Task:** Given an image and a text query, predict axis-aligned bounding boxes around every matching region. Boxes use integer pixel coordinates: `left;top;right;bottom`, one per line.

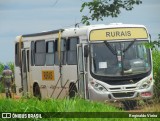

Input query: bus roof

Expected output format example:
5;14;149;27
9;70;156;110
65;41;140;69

15;23;148;42
22;29;64;37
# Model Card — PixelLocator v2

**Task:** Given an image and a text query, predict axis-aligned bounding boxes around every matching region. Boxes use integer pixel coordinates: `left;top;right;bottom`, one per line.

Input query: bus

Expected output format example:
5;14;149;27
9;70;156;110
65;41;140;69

14;23;154;105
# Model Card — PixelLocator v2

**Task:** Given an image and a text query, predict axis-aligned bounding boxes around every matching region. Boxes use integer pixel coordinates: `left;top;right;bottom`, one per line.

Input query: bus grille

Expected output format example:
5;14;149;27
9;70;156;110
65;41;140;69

112;92;135;98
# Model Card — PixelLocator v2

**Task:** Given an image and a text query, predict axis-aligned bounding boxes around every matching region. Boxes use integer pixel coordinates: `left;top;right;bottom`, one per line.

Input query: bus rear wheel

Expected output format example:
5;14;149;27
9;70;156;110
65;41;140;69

69;83;77;98
33;84;41;100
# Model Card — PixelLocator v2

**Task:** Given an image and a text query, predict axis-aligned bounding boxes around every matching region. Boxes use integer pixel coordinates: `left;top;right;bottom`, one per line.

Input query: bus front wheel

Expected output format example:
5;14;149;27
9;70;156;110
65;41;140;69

122;100;137;110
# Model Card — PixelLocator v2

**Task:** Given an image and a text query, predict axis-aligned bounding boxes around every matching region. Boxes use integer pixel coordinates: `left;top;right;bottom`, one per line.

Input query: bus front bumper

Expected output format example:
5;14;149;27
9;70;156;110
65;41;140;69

88;85;154;102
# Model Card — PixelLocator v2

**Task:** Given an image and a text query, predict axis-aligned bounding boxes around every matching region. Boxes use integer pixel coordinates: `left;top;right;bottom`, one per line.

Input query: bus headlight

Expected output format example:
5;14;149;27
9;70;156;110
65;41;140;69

90;81;107;92
139;80;152;89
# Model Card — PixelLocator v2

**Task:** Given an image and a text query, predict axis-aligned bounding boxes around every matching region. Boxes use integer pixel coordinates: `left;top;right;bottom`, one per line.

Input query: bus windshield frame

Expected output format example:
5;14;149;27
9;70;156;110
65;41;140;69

89;40;152;79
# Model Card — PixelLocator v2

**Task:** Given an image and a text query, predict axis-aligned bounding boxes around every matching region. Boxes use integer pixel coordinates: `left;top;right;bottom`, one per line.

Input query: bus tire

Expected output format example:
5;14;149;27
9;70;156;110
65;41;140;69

69;83;77;98
122;100;137;110
33;83;41;100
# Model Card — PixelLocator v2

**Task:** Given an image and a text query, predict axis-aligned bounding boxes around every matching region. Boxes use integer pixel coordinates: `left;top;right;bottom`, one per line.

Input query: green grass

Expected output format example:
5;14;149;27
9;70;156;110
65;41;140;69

0;62;4;75
0;98;159;121
152;50;160;100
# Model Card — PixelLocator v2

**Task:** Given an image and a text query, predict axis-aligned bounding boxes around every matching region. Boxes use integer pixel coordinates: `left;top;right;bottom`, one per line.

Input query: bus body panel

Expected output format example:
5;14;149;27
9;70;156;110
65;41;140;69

14;23;154;102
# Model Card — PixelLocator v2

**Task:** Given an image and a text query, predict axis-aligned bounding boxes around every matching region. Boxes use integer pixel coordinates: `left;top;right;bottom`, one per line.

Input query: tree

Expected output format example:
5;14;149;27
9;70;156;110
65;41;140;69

80;0;142;25
149;34;160;49
152;34;160;100
143;34;160;50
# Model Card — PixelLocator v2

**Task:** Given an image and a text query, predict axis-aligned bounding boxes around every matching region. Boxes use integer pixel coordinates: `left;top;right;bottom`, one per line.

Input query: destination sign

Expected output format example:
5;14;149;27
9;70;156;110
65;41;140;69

90;27;148;41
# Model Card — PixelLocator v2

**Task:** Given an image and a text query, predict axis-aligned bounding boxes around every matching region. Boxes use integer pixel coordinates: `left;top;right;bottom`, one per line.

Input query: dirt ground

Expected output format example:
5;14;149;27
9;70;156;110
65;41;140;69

105;100;160;112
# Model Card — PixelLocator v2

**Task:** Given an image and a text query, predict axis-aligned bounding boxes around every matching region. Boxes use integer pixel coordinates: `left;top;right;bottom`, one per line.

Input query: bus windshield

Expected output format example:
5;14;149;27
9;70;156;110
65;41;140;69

90;40;151;77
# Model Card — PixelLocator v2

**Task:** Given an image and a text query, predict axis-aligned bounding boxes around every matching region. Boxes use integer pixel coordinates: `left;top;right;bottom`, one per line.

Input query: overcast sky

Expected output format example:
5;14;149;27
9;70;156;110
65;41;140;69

0;0;160;63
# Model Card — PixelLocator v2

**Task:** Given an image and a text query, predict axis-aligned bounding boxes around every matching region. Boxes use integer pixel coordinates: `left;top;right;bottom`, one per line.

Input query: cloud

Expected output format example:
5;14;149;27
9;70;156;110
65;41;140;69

0;0;160;63
0;0;52;11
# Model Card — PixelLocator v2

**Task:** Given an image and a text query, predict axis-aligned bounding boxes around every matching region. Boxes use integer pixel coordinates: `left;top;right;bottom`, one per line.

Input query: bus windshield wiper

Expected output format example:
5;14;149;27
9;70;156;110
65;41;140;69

123;39;136;53
104;41;117;55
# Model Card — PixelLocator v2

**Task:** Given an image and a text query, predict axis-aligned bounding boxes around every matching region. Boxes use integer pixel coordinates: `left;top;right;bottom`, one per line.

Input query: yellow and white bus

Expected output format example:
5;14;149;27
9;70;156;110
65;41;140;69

14;23;154;103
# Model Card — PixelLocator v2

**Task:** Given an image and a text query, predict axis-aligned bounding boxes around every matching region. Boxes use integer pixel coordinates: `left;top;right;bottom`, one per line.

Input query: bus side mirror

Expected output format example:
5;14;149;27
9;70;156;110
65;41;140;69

84;45;89;57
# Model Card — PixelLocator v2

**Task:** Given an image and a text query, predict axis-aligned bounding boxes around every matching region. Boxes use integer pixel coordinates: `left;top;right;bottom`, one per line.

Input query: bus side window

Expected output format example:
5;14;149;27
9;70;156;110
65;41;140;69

15;43;19;66
15;42;23;67
54;39;59;65
31;41;35;66
46;41;54;66
67;37;79;65
35;40;46;66
61;38;66;65
54;39;67;65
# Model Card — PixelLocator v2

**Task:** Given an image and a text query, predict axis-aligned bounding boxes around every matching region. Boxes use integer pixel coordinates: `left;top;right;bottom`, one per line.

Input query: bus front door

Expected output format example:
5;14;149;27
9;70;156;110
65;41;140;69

77;44;88;99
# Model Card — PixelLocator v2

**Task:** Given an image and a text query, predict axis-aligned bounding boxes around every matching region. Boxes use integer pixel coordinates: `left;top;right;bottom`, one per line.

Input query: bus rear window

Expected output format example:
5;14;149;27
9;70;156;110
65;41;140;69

15;42;23;67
